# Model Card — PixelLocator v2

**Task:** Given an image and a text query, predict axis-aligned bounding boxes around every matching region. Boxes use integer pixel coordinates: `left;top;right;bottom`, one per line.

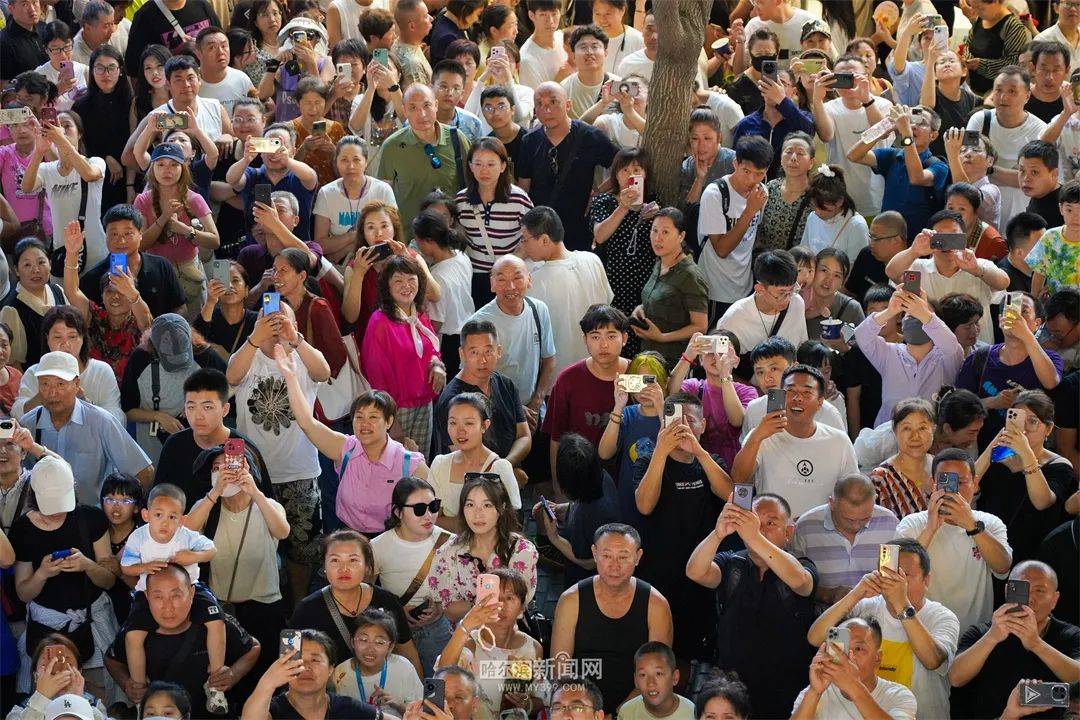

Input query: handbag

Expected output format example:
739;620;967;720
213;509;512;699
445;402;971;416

307;303;369;421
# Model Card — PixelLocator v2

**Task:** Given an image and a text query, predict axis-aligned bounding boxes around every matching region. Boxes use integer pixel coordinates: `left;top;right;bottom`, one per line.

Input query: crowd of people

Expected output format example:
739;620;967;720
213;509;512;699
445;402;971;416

0;0;1078;718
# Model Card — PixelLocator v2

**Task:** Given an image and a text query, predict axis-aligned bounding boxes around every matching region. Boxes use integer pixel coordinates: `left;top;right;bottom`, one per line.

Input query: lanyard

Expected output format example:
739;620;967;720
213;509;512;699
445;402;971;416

355;660;388;703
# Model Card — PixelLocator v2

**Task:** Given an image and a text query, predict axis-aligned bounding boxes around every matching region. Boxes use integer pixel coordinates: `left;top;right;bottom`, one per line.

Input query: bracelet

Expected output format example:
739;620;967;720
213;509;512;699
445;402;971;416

680;354;694;366
861;99;875;108
1022;463;1041;475
720;376;733;383
609;412;622;424
64;263;79;270
246;337;258;350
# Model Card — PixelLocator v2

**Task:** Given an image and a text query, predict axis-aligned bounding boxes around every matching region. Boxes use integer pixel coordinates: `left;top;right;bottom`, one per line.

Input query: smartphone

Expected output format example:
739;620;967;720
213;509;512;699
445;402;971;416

902;269;921;296
44;644;68;672
407;598;431;620
291;30;306;43
336;62;352;77
0;420;14;440
224;438;245;470
311;119;327;136
58;60;74;83
801;58;823;74
0;107;33;125
373;48;390;67
930;233;966;251
264;57;281;72
616;374;649;393
109;252;128;276
628;315;650;331
155;113;188;131
840;323;856;344
539;495;559;524
695;335;729;355
733;483;754;510
1006;407;1027;431
761;59;778;81
766;388;786;414
878;543;900;572
51;549;73;561
262;291;281;314
279;629;302;660
39;107;58;126
932;25;949;51
364;242;394;262
1004;579;1030;607
825;627;850;663
476;573;500;606
252;183;273;207
923;14;944;28
962;129;981;148
489;45;507;62
423;678;446;709
250;136;282;154
1019;682;1070;708
831;72;855;89
664;402;684;428
626;174;644;206
935;471;959;494
209;259;232;288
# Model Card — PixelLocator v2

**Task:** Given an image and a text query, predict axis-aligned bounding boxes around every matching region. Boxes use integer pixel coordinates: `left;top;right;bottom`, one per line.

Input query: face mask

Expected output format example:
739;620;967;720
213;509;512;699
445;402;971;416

750;53;778;72
902;315;932;345
213;470;242;497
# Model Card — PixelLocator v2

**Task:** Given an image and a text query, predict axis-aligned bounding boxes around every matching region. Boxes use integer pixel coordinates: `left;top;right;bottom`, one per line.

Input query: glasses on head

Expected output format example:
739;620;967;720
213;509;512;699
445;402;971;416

103;497;137;506
93;64;121;75
354;635;391;648
47;44;74;55
423;144;443;170
550;704;595;716
404;499;441;517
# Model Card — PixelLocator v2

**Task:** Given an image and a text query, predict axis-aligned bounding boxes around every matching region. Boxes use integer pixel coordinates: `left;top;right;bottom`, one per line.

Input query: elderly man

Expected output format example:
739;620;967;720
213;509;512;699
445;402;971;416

0;0;47;83
792;474;900;607
686;491;816;719
73;0;127;64
107;563;259;708
19;351;152;504
949;560;1080;719
517;82;617;252
550;524;673;717
375;84;470;240
809;538;960;719
467;255;557;427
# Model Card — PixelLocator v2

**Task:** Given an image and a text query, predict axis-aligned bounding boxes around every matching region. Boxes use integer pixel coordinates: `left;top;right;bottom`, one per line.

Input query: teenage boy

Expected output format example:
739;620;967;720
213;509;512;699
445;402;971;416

999;212;1047;293
717;250;807;352
560;25;614;121
942;128;1001;233
1040;287;1080;372
1039;70;1080;182
846;212;908;302
847;105;949;242
697;136;772;323
480;86;525;171
518;0;567;89
1028;179;1080;298
617;642;693;720
432;59;484;143
1019;140;1065;226
1025;41;1070;123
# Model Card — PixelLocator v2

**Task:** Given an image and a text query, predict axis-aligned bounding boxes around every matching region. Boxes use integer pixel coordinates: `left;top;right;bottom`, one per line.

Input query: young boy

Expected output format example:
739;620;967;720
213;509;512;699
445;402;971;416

1028;179;1080;298
617;642;694;720
790;245;815;292
942;127;1001;233
121;484;224;713
999;211;1047;292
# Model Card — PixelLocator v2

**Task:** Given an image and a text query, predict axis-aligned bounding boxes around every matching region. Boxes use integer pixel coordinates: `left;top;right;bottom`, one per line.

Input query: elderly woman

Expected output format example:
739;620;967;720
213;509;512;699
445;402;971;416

0;239;67;370
870;398;936;519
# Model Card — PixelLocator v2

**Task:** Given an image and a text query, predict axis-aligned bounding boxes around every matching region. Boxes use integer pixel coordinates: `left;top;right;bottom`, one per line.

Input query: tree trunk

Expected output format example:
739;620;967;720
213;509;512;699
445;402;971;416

643;0;711;207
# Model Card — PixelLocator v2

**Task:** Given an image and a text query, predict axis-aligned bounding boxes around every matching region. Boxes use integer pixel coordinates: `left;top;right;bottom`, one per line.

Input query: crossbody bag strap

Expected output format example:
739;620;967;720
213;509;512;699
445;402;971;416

472;203;496;261
524;297;543;388
223;504;253;604
321;586;354;649
481;453;496;472
34;407;43;446
718;179;732;232
151;359;161;412
398;532;450;607
153;0;188;41
769;306;790;337
449;129;465;191
784;194;810;249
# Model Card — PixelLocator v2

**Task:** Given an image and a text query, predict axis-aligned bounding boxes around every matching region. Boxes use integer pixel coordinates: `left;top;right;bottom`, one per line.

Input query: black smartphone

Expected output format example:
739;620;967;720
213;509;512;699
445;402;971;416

253;183;272;207
628;316;649;331
423;678;446;709
279;629;302;660
407;598;431;620
761;59;778;81
264;58;281;72
930;233;966;251
962;130;981;148
1004;579;1030;607
831;72;855;89
766;388;786;414
902;270;921;296
364;242;394;262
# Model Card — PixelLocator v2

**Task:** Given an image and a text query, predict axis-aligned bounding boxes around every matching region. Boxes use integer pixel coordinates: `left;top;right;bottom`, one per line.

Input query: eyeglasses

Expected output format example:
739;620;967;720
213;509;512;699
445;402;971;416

868;232;897;242
47;44;74;55
403;499;441;516
482;102;511;113
103;497;137;506
93;64;121;75
354;635;391;648
550;704;595;716
423;143;443;169
434;83;462;96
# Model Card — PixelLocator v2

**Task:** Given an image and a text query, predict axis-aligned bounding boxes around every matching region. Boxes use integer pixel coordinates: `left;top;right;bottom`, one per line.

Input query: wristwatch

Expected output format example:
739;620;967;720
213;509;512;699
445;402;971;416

387;83;401;93
900;135;914;147
897;605;917;621
186;228;197;242
966;520;985;537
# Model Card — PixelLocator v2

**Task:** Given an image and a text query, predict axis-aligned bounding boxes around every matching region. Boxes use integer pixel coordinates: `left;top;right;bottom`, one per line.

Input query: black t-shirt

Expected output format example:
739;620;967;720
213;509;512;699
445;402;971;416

950;616;1080;719
841;345;883;433
154;428;270;510
1038;519;1079;627
1028;186;1065;227
976;459;1077;564
432;373;525;457
1053;370;1079;430
269;692;381;720
80;254;185;318
846;247;890;305
108;613;255;711
997;256;1033;293
724;73;764;115
1026;95;1065;124
193;308;258;356
560;471;621;585
930;86;980;158
124;0;220;69
712;550;819;720
12;506;109;611
0;20;47;81
288;586;412;663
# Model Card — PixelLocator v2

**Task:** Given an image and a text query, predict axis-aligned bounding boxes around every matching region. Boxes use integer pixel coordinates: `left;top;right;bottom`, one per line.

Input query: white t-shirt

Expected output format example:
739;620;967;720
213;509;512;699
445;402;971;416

468;298;557;403
313;177;398;236
34;61;89;111
801;211;870;263
741;395;847;442
527;251;614;376
752;423;860;517
332;654;424;706
561;72;617;120
234;348;322;483
209;499;284;604
519;32;566;90
594;113;640;149
697;176;762;303
791;677;917;719
425;250;475;337
618;695;695;720
907;258;997;345
120;523;215;591
30;157;107;266
428;453;521;516
705;91;746;148
152;96;225;139
965;110;1048;223
717;293;809;355
1050;112;1080;183
850;596;960;720
370;527;452;609
464;83;534;135
744;8;817;64
1034;24;1080;72
603;26;645;74
198;67;255;115
824;97;894;215
896;510;1011;632
615;49;653;81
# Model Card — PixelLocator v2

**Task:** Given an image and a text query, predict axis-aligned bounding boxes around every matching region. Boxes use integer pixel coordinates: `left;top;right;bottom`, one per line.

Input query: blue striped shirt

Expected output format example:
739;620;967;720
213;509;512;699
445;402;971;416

789;503;899;590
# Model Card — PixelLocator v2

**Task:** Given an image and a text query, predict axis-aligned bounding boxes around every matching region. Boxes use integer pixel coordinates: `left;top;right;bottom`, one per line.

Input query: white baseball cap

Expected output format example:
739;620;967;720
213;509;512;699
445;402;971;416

36;352;80;382
30;455;76;515
44;694;95;720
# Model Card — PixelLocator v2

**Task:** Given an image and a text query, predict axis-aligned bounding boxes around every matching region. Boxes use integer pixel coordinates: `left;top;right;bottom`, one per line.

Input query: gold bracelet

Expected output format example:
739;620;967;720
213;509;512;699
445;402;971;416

1022;463;1040;475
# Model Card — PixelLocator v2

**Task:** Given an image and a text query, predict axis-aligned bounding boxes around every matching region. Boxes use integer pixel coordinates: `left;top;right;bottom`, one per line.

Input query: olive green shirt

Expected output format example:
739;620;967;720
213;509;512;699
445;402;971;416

641;255;709;367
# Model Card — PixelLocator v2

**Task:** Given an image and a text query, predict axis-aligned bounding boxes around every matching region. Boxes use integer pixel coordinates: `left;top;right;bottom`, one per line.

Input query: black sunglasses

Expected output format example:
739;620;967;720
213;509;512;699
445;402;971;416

403;499;441;517
423;143;443;169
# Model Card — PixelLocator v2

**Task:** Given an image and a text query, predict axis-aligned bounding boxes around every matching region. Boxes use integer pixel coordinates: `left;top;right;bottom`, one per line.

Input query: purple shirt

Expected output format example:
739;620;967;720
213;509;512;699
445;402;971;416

680;378;758;471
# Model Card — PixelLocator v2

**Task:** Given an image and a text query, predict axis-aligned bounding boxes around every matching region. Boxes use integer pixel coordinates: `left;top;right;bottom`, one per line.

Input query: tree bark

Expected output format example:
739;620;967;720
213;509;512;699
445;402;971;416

643;0;711;207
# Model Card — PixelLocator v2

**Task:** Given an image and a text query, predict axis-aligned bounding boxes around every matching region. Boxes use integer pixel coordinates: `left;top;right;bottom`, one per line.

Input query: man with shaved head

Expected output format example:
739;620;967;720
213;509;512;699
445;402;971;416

517;81;617;251
374;83;471;239
846;211;909;301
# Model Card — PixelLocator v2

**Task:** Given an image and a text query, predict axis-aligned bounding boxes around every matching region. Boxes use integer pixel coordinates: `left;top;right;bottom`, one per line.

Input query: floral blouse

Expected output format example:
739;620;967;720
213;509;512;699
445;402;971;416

429;533;538;606
88;302;140;383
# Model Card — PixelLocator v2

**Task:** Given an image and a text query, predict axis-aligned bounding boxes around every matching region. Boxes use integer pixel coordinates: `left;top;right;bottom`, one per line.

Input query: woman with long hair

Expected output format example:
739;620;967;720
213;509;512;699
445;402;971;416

347;49;405;148
430;475;537;622
371;477;453;675
244;0;287;85
804;248;865;345
132;44;170;123
758;132;815;253
962;0;1028;95
72;45;132;213
455;137;533;307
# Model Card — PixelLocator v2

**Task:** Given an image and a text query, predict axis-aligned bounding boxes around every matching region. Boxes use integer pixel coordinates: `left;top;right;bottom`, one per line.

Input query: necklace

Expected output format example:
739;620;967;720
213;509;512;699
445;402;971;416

333;587;366;615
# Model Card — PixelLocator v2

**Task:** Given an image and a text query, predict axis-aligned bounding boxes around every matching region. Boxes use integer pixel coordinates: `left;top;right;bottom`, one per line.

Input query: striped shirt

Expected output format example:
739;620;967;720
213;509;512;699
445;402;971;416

789;503;899;591
455;185;534;274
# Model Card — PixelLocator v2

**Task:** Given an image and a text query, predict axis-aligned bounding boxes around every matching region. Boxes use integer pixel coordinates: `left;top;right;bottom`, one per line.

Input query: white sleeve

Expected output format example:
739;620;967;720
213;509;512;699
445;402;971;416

983;513;1013;579
698;184;728;236
495;458;521;510
312;185;331;218
925;603;961;675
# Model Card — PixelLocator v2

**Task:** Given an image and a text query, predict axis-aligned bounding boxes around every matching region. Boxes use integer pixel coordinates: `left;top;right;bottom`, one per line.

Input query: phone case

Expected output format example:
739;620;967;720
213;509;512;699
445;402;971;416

476;573;500;605
279;630;302;660
766;389;786;414
733;484;754;510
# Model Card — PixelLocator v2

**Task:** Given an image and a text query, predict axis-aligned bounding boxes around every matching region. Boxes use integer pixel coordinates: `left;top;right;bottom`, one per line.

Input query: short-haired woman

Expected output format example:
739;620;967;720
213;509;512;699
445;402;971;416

870;398;936;518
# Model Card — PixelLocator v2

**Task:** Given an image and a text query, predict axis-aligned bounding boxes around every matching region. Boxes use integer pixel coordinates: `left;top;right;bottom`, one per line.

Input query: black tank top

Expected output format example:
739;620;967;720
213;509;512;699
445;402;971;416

571;577;652;714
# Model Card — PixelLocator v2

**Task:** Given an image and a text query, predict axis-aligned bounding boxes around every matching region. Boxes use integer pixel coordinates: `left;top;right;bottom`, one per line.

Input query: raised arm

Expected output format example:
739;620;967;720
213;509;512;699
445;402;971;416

272;343;345;459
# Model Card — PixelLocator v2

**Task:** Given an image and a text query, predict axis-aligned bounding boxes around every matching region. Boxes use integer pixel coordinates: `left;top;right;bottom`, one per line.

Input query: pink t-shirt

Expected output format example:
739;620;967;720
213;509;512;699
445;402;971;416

0;144;52;235
680;378;758;471
134;189;211;265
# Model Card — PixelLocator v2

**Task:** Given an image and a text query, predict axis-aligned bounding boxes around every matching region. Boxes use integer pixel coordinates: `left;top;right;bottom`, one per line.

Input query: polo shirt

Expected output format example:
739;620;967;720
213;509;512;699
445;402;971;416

19;399;151;506
873;147;949;242
79;252;185;317
517;120;618;251
0;20;46;81
790;503;899;592
432;373;525;457
639;255;709;367
375;123;470;241
239;167;315;243
335;434;422;534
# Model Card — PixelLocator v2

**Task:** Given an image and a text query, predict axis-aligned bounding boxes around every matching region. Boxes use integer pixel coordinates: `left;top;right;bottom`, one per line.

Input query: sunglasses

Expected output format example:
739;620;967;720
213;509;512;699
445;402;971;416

403;499;441;516
423;143;443;169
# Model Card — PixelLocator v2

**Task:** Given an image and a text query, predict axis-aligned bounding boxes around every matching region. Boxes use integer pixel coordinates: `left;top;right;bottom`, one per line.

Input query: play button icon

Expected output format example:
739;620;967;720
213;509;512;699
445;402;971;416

1023;686;1041;705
